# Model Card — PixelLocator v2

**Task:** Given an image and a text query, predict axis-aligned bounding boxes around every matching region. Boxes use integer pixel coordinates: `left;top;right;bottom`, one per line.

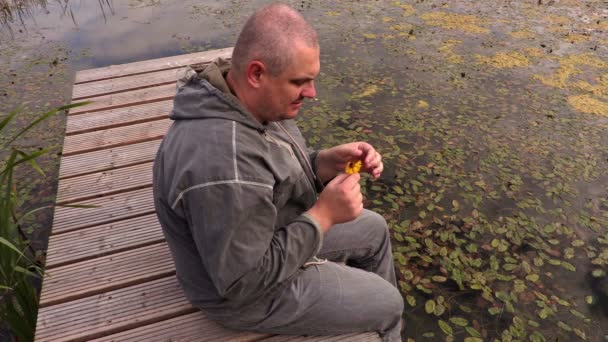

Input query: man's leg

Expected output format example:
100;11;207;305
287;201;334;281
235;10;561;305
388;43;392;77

221;262;403;342
318;209;398;288
214;210;404;341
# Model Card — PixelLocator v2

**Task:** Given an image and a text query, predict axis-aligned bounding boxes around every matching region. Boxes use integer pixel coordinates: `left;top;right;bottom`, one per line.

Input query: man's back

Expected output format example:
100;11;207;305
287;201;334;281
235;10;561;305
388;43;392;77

153;62;323;310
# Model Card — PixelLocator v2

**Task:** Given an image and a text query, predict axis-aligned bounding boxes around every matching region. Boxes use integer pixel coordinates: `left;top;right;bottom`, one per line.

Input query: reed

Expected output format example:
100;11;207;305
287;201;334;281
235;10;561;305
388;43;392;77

0;101;89;342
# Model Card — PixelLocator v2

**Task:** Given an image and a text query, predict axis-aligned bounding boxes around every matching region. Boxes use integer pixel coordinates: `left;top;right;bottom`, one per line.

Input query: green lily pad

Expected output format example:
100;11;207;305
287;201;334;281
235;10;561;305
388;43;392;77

465;326;481;338
526;274;540;282
438;320;453;336
449;316;468;327
425;299;436;314
406;295;416;307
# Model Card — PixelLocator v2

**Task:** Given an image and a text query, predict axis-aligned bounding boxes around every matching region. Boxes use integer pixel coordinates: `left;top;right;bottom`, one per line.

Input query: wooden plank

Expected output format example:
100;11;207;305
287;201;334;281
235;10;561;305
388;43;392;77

69;83;175;115
66;100;172;135
260;333;381;342
58;140;160;179
62;119;171;156
88;312;269;342
51;188;154;235
73;68;182;100
56;162;153;204
40;243;174;307
38;271;378;342
45;214;163;268
75;47;233;84
35;276;196;342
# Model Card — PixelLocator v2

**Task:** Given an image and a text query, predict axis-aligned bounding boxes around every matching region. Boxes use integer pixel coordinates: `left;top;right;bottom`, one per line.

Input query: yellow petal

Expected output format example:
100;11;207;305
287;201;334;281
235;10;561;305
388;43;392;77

345;160;362;174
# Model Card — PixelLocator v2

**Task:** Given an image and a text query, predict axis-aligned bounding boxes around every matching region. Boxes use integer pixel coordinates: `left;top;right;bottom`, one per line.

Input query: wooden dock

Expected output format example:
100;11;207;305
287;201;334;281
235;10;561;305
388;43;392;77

34;48;382;342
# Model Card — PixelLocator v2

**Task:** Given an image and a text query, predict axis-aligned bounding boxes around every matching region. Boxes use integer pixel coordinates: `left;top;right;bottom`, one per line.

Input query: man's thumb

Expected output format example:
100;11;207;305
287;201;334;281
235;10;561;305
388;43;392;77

341;172;361;187
329;172;350;185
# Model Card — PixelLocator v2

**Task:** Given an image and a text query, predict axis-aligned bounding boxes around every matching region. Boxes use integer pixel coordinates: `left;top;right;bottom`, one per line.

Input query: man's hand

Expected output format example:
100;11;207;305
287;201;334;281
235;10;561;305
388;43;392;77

306;173;363;233
316;142;384;183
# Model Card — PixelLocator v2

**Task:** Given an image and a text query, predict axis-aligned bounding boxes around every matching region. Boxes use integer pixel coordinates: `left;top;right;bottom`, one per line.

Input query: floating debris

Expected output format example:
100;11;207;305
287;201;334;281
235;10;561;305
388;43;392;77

352;84;380;99
417;100;430;109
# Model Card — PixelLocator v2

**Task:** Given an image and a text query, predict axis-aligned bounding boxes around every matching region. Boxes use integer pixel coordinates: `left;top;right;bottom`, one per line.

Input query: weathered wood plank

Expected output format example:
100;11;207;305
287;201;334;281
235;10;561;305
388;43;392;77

66;100;172;135
69;83;175;115
56;162;153;204
58;140;160;179
260;333;381;342
88;312;269;342
75;47;233;84
45;214;163;268
73;68;182;100
35;276;195;342
40;243;174;308
62;119;171;156
51;188;154;235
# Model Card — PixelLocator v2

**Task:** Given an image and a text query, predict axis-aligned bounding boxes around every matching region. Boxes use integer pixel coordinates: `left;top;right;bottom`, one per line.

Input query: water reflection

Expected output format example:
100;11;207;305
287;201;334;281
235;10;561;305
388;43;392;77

0;0;237;69
1;0;115;37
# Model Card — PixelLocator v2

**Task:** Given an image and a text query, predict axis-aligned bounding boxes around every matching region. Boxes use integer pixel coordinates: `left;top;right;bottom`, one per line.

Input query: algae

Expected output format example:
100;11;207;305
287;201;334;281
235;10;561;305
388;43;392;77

421;12;489;34
477;51;530;68
438;39;464;64
568;95;608;116
509;30;536;40
534;54;607;89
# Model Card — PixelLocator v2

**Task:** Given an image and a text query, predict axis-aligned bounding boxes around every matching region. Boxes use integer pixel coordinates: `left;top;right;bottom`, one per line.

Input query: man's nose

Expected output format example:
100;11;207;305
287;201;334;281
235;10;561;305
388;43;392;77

301;81;316;99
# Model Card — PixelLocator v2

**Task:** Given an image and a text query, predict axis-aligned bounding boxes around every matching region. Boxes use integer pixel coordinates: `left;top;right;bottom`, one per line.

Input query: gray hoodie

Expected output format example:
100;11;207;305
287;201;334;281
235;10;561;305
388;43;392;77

152;59;325;312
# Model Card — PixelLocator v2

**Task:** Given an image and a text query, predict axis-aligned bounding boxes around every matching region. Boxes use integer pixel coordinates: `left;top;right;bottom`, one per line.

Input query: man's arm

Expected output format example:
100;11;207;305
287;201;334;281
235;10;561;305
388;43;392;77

306;172;362;232
184;182;323;302
182;170;365;302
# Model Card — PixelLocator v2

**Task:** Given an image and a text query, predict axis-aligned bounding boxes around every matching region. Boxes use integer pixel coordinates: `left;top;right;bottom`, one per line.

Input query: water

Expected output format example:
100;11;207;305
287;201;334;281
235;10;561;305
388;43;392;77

1;0;240;69
1;0;607;340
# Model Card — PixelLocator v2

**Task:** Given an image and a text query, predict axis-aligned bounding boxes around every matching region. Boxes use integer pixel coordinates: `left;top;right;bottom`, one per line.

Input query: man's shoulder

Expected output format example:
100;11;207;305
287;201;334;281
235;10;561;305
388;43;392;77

161;118;268;164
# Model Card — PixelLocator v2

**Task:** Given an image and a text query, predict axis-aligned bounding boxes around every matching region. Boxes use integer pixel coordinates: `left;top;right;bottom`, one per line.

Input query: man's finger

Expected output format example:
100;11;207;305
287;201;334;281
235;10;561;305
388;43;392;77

340;172;361;188
340;145;363;162
372;162;384;179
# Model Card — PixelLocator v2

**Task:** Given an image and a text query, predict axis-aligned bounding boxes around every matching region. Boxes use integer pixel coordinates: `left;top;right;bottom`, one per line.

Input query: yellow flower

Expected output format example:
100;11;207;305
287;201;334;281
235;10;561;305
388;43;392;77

345;160;362;174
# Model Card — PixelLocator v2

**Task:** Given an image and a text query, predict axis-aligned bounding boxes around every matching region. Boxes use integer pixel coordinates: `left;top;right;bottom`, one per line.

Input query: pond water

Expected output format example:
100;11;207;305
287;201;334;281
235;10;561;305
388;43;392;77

1;0;607;341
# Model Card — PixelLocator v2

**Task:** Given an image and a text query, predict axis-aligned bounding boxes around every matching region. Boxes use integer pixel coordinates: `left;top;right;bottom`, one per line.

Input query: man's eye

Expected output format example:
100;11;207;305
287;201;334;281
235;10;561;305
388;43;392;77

291;80;306;86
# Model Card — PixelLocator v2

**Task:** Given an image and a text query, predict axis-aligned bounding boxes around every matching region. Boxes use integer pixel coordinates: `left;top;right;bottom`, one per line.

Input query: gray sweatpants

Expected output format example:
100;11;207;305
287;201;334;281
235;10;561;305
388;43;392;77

210;209;404;341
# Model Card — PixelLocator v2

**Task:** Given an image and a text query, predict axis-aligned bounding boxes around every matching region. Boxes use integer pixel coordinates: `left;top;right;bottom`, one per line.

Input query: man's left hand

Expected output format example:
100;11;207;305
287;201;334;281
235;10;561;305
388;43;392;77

316;142;383;182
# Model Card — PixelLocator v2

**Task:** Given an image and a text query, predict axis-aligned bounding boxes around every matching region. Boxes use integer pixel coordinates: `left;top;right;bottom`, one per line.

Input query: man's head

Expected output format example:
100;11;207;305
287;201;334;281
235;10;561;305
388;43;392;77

228;3;320;123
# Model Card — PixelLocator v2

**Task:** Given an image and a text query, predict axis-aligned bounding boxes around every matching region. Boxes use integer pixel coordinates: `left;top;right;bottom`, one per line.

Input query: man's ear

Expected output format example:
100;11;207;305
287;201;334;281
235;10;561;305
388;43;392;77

245;61;266;89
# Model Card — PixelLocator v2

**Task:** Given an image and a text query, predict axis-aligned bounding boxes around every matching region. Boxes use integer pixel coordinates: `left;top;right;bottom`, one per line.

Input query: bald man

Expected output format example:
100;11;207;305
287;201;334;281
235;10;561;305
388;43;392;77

153;4;403;341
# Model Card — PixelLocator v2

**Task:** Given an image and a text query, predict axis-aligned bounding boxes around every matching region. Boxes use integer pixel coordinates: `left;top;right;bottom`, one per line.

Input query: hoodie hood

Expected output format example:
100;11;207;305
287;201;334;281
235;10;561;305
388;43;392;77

170;58;264;131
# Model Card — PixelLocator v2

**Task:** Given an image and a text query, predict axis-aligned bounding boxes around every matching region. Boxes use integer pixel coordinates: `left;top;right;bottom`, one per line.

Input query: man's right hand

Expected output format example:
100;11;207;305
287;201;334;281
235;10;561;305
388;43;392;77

306;172;363;233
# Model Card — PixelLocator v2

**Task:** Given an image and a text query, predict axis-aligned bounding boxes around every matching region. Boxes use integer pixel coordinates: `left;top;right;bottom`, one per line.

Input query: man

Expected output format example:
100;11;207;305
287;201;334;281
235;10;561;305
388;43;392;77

152;3;403;341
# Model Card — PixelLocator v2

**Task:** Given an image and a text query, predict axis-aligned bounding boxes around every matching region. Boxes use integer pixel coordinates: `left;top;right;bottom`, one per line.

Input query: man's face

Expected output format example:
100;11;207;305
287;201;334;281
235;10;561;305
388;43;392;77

258;41;320;122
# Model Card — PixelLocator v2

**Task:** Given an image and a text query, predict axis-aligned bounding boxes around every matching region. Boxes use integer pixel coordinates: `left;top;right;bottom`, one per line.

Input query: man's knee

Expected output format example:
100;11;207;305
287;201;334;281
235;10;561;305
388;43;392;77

387;285;405;317
364;210;388;228
368;280;404;323
360;210;391;245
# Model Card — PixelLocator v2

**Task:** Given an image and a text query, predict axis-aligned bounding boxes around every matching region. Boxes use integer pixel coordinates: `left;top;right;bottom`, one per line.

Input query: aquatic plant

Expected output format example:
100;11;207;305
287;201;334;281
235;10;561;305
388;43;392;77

0;102;88;342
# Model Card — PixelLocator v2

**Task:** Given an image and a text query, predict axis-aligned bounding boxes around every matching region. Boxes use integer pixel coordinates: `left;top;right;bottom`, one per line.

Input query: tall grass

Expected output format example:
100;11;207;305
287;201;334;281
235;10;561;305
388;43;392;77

0;102;89;341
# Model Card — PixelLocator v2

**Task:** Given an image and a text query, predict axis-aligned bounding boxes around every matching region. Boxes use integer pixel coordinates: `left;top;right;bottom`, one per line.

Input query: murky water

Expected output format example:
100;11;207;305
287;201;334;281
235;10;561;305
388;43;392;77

1;0;607;340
